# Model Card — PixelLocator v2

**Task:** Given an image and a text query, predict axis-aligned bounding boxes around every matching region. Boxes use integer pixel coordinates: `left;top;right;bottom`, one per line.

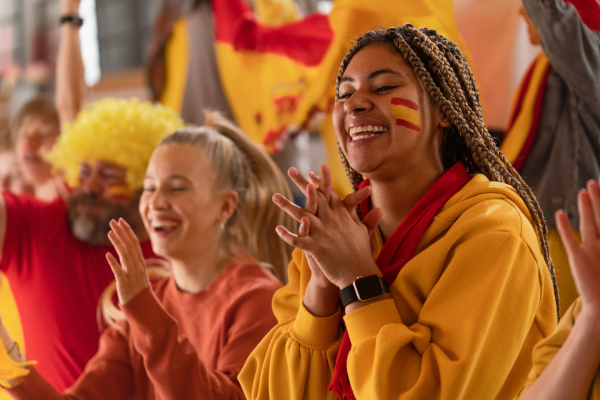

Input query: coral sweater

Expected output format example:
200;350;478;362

7;255;281;400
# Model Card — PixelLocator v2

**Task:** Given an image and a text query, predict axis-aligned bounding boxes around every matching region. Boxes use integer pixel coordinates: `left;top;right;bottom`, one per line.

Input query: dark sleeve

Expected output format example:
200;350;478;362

523;0;600;104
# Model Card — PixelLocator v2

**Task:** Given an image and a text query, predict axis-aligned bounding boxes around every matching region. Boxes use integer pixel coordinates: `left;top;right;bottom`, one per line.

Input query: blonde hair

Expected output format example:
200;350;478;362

100;111;294;328
47;98;183;189
336;25;559;319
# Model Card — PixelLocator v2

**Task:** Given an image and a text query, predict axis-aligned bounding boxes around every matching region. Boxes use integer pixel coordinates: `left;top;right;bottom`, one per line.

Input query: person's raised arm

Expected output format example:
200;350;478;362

56;0;86;124
522;0;600;104
520;180;600;400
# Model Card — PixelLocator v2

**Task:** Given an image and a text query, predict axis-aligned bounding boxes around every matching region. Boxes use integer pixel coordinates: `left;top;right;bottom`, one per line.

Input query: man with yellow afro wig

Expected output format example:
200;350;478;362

0;0;183;391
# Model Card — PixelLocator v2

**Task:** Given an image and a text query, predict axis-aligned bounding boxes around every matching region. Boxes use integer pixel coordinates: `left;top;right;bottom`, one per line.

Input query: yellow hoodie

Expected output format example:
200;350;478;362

239;173;558;400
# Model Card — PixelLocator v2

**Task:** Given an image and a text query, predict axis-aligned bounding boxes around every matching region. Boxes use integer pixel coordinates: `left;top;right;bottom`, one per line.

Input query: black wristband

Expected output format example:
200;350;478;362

60;14;84;27
339;275;389;307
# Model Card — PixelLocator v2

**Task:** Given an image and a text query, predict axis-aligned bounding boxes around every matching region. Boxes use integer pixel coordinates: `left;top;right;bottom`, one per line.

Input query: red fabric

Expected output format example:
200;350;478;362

505;59;551;172
565;0;600;31
328;163;472;399
212;0;334;67
512;66;551;171
0;192;155;391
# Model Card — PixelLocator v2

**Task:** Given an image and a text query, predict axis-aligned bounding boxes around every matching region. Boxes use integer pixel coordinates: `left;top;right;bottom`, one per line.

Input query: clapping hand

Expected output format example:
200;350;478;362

273;165;382;290
106;219;150;305
556;179;600;319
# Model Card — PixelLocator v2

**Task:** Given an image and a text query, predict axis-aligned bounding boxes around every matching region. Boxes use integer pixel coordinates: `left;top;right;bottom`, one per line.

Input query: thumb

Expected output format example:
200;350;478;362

362;208;383;235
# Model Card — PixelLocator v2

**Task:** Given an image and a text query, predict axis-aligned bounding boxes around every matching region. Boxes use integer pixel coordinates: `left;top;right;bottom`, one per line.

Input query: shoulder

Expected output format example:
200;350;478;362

219;255;283;303
440;174;537;237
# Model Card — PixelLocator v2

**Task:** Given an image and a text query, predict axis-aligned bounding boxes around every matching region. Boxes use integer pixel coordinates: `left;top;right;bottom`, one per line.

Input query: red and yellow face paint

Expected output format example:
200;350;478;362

390;97;421;132
107;183;135;200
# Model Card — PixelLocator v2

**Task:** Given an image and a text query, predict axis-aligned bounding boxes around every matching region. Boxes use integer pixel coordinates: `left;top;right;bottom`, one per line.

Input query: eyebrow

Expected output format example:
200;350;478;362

340;69;403;83
144;174;192;182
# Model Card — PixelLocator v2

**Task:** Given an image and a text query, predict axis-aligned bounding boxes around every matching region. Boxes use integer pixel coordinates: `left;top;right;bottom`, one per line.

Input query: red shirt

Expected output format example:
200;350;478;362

0;192;155;391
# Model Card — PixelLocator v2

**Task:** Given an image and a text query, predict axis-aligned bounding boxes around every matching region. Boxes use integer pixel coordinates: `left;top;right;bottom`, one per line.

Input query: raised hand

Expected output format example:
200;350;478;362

106;219;150;305
557;180;600;318
274;172;381;290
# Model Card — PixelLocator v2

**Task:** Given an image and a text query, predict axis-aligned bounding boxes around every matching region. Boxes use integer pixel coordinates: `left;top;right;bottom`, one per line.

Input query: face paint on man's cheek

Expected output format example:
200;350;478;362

107;182;134;200
390;97;421;132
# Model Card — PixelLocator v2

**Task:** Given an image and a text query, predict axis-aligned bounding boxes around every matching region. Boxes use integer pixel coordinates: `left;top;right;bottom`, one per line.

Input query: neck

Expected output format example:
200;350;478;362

169;247;229;294
369;166;443;241
33;177;66;202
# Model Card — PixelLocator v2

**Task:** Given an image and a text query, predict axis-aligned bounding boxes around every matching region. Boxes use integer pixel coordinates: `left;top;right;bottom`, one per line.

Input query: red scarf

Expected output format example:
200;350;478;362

328;162;472;399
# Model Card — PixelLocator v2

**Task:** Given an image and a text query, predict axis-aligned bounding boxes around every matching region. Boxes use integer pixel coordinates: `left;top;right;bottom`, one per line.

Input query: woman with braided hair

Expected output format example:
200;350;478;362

239;24;559;399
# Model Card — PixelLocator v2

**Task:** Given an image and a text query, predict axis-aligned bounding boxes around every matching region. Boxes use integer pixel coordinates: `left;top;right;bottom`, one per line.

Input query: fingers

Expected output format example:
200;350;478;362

578;189;598;244
298;216;311;236
288;168;312;197
343;186;372;212
362;208;383;234
308;165;332;202
587;180;600;234
272;192;309;223
118;219;145;267
108;219;141;275
106;252;125;281
305;184;318;215
556;210;580;261
275;225;311;250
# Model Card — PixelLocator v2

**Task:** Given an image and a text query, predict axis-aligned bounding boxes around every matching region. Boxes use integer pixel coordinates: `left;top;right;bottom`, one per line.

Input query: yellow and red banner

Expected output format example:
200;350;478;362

212;0;467;195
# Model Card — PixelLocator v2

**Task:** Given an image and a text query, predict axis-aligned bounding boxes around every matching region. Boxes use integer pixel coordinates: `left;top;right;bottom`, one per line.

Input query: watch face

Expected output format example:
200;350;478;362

354;275;385;301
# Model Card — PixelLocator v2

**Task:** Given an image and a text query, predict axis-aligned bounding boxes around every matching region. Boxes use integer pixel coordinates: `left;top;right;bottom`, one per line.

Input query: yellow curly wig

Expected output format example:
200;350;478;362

47;98;184;189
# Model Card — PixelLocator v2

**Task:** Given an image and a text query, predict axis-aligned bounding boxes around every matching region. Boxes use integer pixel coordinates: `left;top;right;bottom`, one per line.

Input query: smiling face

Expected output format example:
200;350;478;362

68;160;142;245
333;44;447;183
14;114;60;185
140;143;238;262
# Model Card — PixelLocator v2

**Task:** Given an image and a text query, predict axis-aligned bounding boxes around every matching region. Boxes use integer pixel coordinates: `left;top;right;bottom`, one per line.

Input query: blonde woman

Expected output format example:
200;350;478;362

0;113;294;399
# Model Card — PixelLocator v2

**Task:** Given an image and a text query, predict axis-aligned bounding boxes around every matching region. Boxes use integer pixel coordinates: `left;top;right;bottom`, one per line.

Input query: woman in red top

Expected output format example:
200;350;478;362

0;112;294;399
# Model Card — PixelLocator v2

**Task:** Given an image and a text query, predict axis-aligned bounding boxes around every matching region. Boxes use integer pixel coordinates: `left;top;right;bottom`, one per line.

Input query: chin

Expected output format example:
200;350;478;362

68;192;139;245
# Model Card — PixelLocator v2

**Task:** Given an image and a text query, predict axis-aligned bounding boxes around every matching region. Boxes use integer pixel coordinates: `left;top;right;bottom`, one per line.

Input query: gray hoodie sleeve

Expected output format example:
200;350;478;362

522;0;600;104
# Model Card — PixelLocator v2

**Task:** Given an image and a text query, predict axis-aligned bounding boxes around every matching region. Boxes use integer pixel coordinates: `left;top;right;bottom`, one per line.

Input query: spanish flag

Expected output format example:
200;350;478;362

391;97;421;132
212;0;467;195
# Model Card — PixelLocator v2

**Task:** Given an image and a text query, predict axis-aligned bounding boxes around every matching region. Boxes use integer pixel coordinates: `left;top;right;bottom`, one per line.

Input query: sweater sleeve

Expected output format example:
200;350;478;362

239;248;343;400
344;230;553;399
121;284;273;400
5;325;134;400
523;0;600;103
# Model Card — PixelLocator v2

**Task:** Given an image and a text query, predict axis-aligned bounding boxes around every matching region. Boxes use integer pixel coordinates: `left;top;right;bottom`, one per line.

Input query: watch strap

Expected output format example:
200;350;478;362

60;14;84;27
339;275;389;307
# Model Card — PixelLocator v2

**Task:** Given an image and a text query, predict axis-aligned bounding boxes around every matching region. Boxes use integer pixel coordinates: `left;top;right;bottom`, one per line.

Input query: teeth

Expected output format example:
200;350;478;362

352;133;380;141
349;125;388;137
152;220;178;229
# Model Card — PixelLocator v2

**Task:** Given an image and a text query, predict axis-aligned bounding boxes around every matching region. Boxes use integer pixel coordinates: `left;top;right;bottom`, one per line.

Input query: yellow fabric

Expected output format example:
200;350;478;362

525;298;600;399
239;174;558;399
215;0;468;153
254;0;301;24
0;274;33;391
500;53;550;165
159;18;188;114
548;229;580;316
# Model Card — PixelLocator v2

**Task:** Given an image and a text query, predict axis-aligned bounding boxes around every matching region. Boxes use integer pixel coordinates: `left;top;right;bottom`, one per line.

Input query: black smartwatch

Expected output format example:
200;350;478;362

339;275;389;307
60;14;84;28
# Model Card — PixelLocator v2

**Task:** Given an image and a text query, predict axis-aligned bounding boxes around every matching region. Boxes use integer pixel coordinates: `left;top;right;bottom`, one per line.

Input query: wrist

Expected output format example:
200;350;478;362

303;279;340;317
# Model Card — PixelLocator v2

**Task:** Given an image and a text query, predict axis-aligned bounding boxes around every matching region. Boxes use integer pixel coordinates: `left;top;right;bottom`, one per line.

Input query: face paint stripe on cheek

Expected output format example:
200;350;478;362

390;97;421;132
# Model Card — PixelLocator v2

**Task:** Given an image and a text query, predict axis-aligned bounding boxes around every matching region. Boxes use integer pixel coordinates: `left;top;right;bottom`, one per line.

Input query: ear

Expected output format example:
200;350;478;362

437;110;451;128
219;190;239;224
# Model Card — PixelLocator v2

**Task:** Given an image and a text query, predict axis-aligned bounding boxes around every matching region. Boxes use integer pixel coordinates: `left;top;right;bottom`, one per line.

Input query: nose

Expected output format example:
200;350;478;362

148;188;168;210
22;132;41;150
80;170;104;196
343;89;372;116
